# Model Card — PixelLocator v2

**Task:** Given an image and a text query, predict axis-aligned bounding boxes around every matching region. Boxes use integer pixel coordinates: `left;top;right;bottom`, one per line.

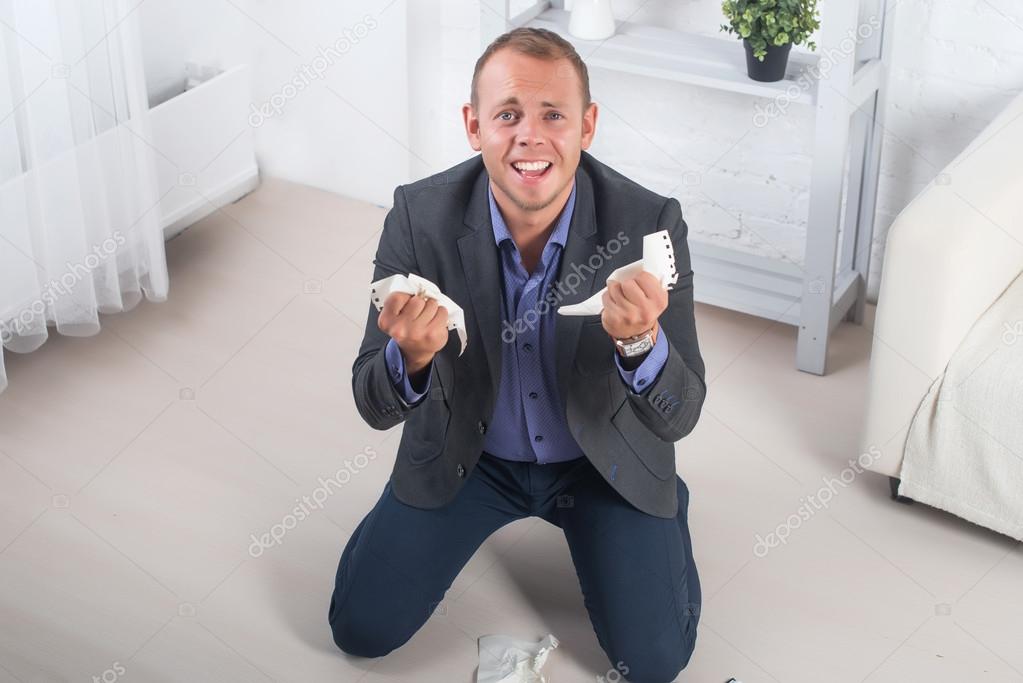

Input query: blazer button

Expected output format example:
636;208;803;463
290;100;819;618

477;420;487;435
456;464;466;477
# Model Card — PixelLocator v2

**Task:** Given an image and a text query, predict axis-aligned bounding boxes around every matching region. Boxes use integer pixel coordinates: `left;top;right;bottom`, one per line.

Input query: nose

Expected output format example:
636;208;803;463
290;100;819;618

516;112;545;147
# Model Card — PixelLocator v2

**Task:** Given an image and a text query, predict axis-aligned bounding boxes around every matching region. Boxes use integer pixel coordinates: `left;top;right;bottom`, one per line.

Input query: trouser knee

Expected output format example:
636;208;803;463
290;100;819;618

608;630;696;683
329;594;409;659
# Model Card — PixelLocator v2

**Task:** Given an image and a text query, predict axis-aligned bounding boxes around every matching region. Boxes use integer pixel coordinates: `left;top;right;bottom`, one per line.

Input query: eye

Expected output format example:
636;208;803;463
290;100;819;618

548;112;564;120
498;111;517;121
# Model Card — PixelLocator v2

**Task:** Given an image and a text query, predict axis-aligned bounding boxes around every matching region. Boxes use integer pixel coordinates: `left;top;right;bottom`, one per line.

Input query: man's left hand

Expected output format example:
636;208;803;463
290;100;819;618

601;270;668;342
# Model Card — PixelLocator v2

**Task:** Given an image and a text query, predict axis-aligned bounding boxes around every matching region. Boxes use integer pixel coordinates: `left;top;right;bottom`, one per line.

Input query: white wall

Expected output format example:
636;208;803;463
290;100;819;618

138;0;1023;301
139;0;409;208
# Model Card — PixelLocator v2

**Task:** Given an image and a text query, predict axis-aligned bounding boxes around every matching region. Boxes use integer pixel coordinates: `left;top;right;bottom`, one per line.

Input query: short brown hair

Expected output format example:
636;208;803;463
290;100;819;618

470;27;591;112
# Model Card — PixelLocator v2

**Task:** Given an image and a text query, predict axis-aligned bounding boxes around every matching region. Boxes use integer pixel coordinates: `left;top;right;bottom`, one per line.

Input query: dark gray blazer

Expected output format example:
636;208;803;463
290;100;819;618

352;150;706;518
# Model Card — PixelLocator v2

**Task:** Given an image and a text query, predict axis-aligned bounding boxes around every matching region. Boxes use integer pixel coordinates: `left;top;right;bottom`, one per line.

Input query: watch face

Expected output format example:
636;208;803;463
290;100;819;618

621;335;653;357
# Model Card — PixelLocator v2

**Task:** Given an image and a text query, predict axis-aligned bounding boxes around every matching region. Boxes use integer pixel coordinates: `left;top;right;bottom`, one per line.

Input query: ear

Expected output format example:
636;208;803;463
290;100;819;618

580;102;598;151
462;103;482;151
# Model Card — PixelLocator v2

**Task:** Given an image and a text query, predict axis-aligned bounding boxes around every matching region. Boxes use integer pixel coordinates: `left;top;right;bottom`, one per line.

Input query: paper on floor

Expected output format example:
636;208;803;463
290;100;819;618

557;229;679;316
370;273;467;355
476;633;559;683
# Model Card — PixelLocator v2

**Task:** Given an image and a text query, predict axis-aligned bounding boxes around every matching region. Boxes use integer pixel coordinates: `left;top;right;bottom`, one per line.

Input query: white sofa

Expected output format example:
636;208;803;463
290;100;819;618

860;91;1023;486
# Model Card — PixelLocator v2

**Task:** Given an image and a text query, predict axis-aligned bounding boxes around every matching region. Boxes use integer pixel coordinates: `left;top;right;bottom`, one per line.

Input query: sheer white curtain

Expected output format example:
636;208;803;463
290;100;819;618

0;0;168;393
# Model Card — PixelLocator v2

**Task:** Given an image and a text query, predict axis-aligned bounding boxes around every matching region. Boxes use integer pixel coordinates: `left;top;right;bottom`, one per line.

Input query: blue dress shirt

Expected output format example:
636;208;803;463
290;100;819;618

383;180;668;463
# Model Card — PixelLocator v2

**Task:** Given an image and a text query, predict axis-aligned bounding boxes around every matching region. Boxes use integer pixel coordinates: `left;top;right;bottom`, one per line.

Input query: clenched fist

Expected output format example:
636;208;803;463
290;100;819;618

600;270;669;342
378;291;449;374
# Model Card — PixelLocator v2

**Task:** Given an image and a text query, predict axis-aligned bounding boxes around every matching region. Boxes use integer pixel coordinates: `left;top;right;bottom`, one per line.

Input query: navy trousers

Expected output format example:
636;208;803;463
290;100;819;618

328;451;701;683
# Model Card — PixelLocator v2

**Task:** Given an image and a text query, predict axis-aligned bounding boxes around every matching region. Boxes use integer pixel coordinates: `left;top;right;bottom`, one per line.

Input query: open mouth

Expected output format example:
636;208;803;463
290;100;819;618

511;161;553;183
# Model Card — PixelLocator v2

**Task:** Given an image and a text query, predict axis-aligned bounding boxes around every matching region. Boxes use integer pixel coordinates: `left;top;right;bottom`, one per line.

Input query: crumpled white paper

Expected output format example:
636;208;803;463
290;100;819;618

557;229;679;316
370;273;467;355
476;633;559;683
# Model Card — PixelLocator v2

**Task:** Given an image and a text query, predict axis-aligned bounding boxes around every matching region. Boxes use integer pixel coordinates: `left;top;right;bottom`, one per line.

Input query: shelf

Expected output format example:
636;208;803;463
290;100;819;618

525;9;820;105
689;240;804;325
690;239;863;328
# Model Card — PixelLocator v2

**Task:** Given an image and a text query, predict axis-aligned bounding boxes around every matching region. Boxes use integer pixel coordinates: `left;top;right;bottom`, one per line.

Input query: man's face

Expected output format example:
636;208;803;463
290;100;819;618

463;49;597;214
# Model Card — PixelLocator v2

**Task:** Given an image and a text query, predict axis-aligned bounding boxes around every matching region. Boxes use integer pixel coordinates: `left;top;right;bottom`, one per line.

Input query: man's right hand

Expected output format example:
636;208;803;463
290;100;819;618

377;291;449;374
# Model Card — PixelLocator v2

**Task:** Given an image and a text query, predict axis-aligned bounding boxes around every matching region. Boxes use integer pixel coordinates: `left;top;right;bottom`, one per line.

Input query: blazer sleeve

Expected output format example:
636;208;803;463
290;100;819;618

351;185;435;430
620;197;707;442
385;337;434;406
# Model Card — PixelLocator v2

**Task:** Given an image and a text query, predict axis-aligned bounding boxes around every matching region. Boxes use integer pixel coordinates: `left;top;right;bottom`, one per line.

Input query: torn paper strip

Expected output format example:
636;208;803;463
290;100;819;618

557;229;679;316
477;633;559;683
370;273;467;356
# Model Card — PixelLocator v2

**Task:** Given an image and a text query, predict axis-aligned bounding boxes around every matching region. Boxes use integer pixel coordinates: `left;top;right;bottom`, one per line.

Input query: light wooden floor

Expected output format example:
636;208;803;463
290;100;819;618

0;177;1019;682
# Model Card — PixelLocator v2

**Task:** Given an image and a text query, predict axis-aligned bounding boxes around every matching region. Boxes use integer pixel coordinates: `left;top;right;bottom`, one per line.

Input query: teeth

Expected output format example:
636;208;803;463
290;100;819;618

513;161;551;172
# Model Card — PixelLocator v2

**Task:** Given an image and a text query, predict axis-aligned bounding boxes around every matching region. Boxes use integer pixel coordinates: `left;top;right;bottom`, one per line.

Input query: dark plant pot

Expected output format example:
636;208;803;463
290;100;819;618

742;38;792;82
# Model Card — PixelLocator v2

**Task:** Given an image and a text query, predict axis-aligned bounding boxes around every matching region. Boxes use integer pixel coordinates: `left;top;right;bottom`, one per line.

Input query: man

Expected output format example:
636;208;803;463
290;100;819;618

329;27;706;683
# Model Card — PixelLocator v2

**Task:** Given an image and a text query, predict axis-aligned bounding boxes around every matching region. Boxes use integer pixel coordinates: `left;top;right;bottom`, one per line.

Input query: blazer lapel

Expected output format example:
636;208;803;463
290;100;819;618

458;170;503;398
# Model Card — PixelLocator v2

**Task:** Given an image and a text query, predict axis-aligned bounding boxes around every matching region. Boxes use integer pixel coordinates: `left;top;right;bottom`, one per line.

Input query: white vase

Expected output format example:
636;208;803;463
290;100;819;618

568;0;615;41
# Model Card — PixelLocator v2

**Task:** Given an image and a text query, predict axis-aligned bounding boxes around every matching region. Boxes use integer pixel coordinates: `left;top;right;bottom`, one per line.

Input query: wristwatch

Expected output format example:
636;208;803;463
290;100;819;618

614;325;657;358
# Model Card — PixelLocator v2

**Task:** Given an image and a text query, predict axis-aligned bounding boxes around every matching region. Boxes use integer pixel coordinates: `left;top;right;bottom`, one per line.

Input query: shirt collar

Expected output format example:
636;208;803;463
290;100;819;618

488;180;577;253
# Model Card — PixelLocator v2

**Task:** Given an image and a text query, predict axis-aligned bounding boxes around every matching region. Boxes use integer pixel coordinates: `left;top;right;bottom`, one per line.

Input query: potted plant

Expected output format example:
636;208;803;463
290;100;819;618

720;0;821;83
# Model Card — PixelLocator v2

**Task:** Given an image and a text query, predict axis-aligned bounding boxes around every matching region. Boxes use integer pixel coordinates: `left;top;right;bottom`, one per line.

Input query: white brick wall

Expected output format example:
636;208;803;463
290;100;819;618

426;0;1023;302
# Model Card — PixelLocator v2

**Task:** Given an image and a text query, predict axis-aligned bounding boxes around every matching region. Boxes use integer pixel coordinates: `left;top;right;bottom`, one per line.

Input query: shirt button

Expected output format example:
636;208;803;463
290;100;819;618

456;464;465;477
638;379;647;386
522;343;533;352
528;391;538;399
477;420;487;434
534;435;543;442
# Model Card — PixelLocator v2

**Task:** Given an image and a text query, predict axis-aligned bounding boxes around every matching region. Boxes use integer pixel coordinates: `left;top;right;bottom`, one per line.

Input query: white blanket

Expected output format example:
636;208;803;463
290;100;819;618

898;270;1023;539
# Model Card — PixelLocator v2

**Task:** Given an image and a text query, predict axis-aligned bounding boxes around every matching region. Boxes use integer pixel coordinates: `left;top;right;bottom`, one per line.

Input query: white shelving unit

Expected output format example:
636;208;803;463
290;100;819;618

481;0;894;375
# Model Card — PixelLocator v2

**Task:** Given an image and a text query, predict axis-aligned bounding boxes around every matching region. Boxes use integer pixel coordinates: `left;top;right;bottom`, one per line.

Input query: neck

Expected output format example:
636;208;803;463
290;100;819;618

490;178;574;244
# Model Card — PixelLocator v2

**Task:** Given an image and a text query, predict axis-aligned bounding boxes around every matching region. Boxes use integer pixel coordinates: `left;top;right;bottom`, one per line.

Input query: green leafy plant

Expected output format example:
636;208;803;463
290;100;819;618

720;0;821;61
